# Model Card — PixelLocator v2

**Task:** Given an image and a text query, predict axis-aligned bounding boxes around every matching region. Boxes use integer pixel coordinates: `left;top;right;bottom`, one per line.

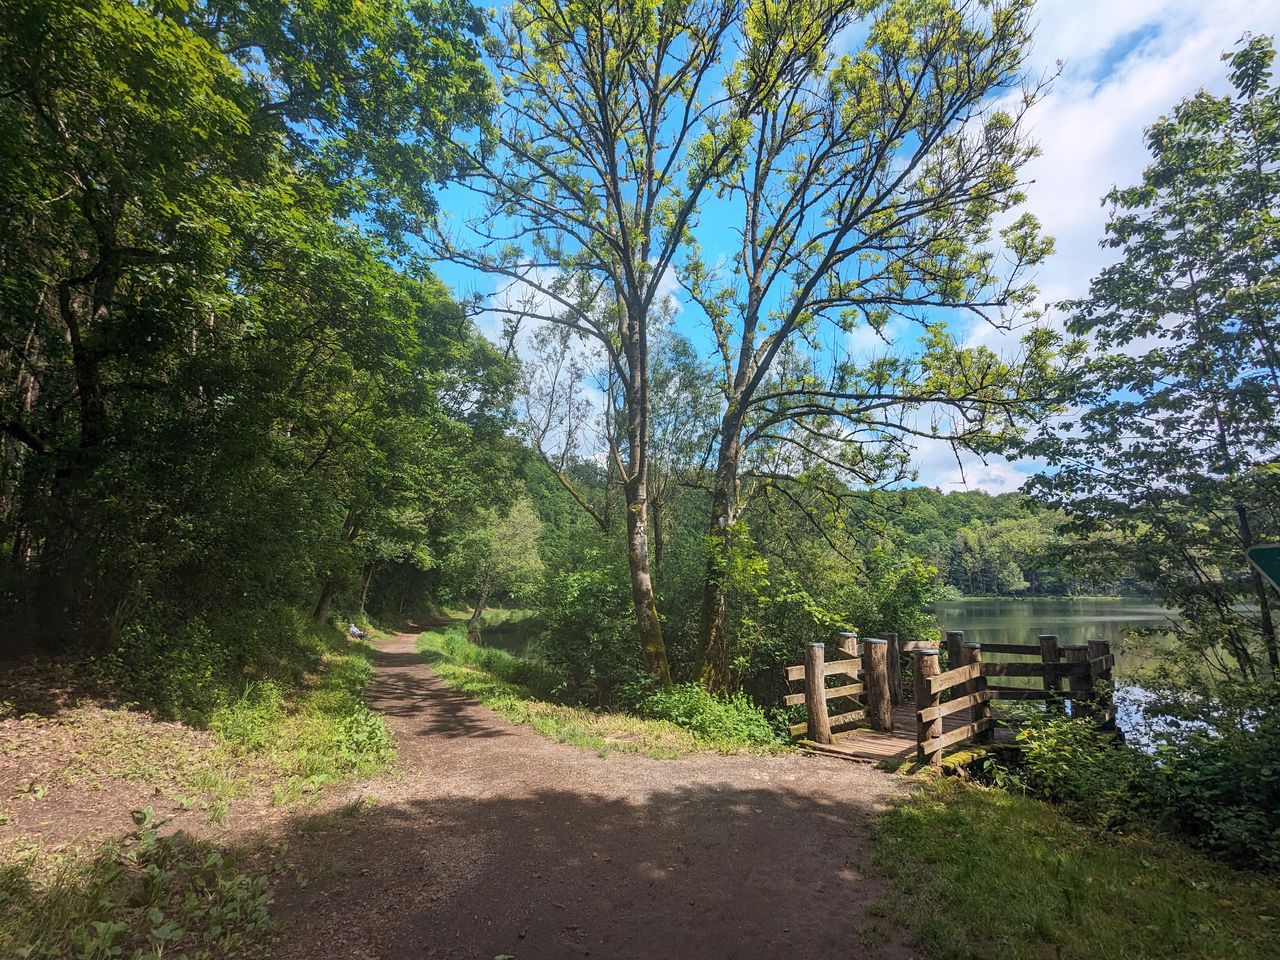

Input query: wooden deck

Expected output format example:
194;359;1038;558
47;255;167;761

802;702;1014;764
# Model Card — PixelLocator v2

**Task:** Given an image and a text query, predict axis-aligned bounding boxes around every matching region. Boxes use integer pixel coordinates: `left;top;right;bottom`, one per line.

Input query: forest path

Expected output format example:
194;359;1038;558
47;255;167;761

267;631;916;960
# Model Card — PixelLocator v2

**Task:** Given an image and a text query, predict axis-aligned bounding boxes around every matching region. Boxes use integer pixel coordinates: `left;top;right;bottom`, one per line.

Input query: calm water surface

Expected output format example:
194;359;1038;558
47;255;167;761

931;596;1177;678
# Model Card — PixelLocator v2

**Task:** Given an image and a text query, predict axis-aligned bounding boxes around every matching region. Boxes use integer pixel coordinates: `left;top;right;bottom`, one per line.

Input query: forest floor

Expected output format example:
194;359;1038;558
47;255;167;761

260;629;915;959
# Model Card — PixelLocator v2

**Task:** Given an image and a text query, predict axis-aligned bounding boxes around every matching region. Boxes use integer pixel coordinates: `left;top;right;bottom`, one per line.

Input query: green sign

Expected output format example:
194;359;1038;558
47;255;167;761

1247;545;1280;593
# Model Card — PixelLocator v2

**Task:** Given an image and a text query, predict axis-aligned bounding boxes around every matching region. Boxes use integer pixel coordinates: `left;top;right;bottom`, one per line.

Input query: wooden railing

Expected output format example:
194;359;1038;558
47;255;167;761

781;633;895;743
781;627;1118;764
913;635;1116;767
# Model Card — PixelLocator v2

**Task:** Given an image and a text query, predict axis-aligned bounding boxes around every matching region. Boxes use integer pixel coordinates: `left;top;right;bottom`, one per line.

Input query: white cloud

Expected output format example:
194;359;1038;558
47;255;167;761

1021;0;1280;306
910;436;1036;494
917;0;1280;492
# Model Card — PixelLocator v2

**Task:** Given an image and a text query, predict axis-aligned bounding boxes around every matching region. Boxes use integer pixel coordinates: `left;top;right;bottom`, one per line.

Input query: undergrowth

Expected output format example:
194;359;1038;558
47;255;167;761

0;808;271;960
208;630;396;805
416;623;782;756
872;776;1280;960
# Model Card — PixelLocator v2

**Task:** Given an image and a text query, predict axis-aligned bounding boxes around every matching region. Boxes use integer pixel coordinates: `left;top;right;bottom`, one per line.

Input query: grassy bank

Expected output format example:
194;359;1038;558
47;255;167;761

0;811;271;960
872;776;1280;960
208;628;396;805
416;623;784;758
0;621;395;959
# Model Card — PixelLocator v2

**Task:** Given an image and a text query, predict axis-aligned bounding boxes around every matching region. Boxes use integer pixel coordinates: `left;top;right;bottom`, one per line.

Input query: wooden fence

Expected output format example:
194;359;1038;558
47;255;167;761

781;633;899;742
781;628;1117;764
912;634;1116;766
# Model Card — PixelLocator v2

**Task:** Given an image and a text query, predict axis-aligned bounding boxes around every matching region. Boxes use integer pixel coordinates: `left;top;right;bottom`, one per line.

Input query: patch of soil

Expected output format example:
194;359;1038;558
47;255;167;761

264;634;917;960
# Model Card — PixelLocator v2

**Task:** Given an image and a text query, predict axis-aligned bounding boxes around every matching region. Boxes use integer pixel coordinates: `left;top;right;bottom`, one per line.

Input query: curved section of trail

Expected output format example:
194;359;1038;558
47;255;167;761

269;632;914;960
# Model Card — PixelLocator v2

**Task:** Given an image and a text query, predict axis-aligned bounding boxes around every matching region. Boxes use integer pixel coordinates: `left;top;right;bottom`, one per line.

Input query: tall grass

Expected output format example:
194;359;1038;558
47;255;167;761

416;624;782;756
209;631;396;804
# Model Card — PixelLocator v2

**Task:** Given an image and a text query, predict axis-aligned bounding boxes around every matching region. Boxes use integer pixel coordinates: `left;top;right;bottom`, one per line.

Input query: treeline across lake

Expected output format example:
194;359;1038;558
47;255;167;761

870;488;1142;598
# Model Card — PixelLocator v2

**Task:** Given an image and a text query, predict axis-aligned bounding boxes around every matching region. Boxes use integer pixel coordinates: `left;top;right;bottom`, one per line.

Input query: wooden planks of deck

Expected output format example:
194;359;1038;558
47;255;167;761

801;702;1013;764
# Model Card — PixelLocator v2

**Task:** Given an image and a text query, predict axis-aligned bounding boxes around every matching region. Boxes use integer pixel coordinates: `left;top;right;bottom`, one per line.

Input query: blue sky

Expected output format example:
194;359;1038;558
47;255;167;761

435;0;1280;494
937;0;1280;492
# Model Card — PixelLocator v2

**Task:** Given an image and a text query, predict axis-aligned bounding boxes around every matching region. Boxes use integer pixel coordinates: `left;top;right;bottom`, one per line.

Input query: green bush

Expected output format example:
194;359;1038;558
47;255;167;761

981;684;1280;872
1146;682;1280;871
1013;712;1156;827
639;683;779;747
538;560;650;704
97;603;323;722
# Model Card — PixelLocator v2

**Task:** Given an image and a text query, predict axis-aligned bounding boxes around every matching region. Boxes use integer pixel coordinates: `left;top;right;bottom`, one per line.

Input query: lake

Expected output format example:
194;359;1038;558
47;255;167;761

931;596;1178;679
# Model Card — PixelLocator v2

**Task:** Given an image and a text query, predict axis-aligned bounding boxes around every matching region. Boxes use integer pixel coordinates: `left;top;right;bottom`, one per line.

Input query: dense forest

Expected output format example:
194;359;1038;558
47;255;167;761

2;0;1274;707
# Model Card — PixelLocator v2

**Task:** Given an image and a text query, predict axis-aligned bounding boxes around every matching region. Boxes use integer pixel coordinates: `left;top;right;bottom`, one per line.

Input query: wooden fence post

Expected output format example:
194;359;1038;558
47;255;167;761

960;642;993;744
882;633;902;706
805;642;832;745
913;649;942;767
862;638;893;732
836;632;858;659
945;630;964;670
1038;634;1061;704
1064;644;1090;719
1088;639;1115;730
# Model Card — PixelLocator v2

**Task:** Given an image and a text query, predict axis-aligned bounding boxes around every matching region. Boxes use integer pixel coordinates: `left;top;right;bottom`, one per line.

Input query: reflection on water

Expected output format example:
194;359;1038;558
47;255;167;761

930;597;1190;741
931;596;1177;678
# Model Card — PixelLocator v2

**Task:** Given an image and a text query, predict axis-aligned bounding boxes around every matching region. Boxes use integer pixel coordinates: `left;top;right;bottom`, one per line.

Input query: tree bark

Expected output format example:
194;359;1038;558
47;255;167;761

1237;504;1280;670
358;562;374;615
467;563;494;643
313;575;340;624
695;412;742;692
621;300;671;686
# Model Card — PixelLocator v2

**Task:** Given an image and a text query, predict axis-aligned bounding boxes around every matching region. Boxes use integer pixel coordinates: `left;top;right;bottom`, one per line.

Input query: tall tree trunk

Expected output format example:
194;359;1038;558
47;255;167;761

625;470;670;685
621;301;671;686
312;505;361;624
651;479;664;572
695;414;742;692
358;562;375;615
313;575;340;624
1237;504;1280;670
467;563;494;643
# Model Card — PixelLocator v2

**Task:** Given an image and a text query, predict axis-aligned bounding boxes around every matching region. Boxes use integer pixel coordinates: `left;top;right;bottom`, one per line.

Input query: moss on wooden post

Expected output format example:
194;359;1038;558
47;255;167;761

1088;638;1115;730
913;649;942;767
1038;634;1061;704
1064;644;1090;719
961;642;993;744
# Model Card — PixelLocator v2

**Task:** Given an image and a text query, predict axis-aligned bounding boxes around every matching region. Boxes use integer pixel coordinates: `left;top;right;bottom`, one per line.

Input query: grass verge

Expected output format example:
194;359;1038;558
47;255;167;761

0;808;271;960
0;625;395;959
208;629;396;805
872;775;1280;960
416;623;785;758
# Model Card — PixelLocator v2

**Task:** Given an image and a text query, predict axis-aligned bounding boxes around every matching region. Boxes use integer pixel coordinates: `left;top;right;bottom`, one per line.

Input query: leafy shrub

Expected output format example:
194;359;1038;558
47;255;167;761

0;808;270;959
1013;711;1156;827
980;684;1280;872
98;603;323;722
538;559;650;704
639;683;779;748
1145;682;1280;871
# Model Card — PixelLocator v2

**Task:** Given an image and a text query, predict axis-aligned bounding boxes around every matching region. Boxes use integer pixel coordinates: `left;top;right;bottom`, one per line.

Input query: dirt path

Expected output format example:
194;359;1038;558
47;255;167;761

267;632;916;960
